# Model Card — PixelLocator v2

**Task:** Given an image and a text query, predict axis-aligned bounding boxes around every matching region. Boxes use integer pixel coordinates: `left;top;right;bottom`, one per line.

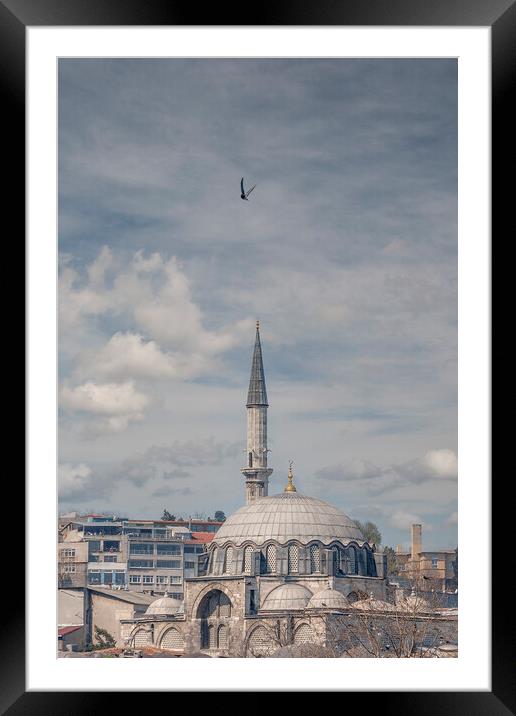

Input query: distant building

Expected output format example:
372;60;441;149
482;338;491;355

58;516;220;597
394;524;457;594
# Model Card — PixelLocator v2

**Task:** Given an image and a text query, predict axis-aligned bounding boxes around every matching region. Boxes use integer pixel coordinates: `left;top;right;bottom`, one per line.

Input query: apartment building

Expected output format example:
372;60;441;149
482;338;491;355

395;524;457;592
58;515;221;597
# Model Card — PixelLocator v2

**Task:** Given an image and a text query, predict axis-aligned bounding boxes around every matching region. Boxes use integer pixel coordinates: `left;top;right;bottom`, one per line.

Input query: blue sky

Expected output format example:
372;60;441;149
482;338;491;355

58;58;457;550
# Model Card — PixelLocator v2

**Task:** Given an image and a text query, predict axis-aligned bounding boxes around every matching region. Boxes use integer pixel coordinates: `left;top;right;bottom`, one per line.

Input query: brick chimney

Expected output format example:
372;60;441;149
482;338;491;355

411;524;422;560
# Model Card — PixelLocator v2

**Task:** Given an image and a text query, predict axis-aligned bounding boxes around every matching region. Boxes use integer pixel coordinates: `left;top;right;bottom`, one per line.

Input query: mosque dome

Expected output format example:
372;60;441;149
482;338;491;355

261;583;312;611
213;491;365;547
308;587;349;610
145;593;183;616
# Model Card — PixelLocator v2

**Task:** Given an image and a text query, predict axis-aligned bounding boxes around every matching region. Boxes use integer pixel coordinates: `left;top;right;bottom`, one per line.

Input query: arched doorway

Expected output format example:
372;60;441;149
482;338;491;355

197;589;233;651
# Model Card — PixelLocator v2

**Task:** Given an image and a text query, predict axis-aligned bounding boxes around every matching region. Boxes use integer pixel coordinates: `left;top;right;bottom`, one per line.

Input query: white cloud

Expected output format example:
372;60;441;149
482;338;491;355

91;332;179;380
59;463;93;500
60;248;254;381
60;380;149;432
387;509;426;531
423;448;458;479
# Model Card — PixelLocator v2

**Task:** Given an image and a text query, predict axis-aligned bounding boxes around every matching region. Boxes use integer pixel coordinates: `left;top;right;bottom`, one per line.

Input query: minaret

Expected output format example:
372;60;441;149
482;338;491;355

241;321;273;504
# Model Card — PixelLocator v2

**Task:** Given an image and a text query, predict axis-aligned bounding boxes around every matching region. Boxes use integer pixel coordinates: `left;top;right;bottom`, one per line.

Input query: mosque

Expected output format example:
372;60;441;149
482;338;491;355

121;324;388;656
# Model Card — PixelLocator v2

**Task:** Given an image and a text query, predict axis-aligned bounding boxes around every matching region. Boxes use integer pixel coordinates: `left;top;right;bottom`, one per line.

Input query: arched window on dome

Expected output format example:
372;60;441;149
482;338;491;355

288;544;299;573
265;544;277;573
348;546;358;574
332;546;341;575
243;546;253;574
223;546;234;574
309;544;321;573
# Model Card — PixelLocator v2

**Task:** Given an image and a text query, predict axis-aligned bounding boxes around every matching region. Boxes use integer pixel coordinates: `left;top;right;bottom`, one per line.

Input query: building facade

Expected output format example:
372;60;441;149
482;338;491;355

58;517;218;596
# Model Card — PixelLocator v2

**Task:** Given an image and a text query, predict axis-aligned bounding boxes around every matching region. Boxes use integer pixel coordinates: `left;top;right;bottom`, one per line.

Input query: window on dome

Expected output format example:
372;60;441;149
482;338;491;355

348;546;358;574
265;545;277;573
243;546;253;574
309;544;321;573
332;546;341;574
288;544;299;573
223;547;234;574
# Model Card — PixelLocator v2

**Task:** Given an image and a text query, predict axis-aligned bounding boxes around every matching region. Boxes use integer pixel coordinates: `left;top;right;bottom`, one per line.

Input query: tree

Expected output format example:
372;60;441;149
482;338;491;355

383;546;399;577
94;626;116;649
214;511;226;522
161;509;175;521
354;520;382;546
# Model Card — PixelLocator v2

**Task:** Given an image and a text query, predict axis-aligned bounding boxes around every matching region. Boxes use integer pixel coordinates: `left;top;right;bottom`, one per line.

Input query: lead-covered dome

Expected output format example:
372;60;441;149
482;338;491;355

308;587;349;610
145;593;183;616
213;492;365;547
261;583;312;611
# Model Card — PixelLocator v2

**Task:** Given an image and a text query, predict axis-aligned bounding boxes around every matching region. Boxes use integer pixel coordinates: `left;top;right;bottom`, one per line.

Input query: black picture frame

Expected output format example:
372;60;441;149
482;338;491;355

5;0;509;710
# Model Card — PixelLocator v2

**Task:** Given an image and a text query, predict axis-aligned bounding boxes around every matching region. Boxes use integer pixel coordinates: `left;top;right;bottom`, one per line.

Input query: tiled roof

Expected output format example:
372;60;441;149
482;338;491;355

58;625;83;636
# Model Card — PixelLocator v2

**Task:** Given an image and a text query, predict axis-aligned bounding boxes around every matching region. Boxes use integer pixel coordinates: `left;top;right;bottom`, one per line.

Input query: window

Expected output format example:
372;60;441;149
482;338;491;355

62;564;76;573
170;575;182;584
104;555;117;563
103;571;113;585
348;546;358;574
129;575;141;584
87;571;101;584
265;545;277;573
288;544;299;573
103;540;120;552
223;547;234;574
114;572;125;585
157;575;168;584
432;558;439;568
130;542;153;555
157;543;181;555
128;559;154;569
243;546;253;574
332;546;341;574
62;549;76;558
184;561;195;569
157;560;181;569
184;546;198;554
171;592;183;600
89;555;99;563
88;541;101;554
249;589;256;613
309;544;320;573
143;575;154;584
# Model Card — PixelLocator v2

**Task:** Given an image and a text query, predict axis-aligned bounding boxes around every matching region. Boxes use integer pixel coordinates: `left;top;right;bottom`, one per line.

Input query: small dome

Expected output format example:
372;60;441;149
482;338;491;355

145;592;183;616
213;492;364;547
308;587;349;610
261;583;312;611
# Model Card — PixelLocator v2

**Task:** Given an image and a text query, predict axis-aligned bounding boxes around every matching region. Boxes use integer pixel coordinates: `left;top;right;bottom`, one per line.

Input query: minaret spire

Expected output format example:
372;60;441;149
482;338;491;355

241;321;273;504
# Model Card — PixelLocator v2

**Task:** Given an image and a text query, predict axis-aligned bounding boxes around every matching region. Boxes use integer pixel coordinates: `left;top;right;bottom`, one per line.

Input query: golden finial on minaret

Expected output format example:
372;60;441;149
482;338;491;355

284;460;297;492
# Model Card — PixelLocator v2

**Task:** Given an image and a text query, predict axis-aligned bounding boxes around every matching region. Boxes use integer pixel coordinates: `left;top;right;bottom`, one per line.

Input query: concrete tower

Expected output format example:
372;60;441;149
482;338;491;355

241;322;273;504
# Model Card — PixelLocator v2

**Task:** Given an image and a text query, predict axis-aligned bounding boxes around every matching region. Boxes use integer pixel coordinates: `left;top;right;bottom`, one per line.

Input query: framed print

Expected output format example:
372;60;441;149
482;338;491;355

4;0;511;710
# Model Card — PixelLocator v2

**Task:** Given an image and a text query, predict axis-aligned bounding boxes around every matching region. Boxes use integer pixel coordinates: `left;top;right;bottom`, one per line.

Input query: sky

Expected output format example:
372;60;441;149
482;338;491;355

58;58;457;550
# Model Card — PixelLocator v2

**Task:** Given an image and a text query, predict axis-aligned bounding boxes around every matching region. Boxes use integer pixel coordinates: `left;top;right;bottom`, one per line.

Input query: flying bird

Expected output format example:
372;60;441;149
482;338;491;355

240;177;256;200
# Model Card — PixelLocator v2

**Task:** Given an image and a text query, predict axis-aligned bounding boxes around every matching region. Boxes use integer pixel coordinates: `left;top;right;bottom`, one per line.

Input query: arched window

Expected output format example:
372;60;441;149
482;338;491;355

348;546;358;574
288;544;299;573
332;546;341;574
208;624;216;649
248;626;274;657
265;545;277;573
218;625;228;649
223;546;234;574
160;628;183;650
309;544;321;573
243;546;253;574
132;629;151;647
293;623;315;645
